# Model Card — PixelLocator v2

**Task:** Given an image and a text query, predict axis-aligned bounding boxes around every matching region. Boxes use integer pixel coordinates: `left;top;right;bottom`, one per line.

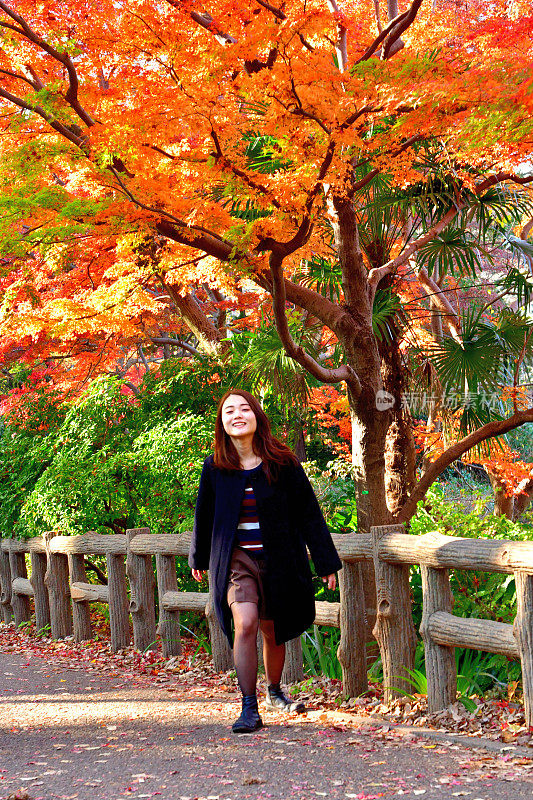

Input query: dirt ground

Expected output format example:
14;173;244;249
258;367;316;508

1;632;533;800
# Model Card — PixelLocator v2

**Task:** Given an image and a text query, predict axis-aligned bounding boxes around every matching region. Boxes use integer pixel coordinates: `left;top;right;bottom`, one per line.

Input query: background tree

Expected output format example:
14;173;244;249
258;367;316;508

2;0;533;677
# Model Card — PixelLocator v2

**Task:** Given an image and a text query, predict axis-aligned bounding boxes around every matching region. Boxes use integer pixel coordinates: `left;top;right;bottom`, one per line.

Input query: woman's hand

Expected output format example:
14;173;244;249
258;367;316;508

192;569;207;582
322;574;336;591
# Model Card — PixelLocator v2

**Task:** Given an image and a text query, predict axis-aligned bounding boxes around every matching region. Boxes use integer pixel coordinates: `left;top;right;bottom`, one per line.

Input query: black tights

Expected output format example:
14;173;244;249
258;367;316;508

231;602;285;696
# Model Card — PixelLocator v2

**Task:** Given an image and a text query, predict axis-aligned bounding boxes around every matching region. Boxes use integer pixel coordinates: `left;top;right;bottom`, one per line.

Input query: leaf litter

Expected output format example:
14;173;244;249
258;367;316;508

2;620;533;797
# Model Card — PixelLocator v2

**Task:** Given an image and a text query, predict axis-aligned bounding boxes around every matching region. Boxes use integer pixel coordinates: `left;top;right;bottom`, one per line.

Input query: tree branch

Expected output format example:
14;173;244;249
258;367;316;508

399;406;533;521
269;252;361;392
253;0;315;51
416;266;462;343
155;218;347;332
149;336;201;356
210;128;282;208
355;0;422;64
164;0;237;44
513;328;533;412
137;344;150;373
0;68;37;89
373;0;383;33
381;0;423;59
0;0;96;126
326;0;348;72
366;204;460;304
0;86;86;148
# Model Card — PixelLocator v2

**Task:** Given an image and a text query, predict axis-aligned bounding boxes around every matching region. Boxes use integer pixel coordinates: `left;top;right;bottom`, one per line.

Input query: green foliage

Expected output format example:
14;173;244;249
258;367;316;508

425;306;533;444
0;375;213;538
301;624;342;680
415;225;483;278
409;485;531;690
411;483;533;541
243;132;292;174
507;423;533;461
372;288;406;343
495;263;533;308
302;459;357;534
394;642;506;709
230;315;315;409
297;254;342;302
0;356;325;540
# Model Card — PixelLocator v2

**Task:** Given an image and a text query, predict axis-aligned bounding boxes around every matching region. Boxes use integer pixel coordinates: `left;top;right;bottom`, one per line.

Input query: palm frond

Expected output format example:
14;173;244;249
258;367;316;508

430;306;533;395
243;133;292;174
372;289;407;343
230;317;318;408
416;226;483;279
469;186;533;241
220;197;272;221
296;255;342;302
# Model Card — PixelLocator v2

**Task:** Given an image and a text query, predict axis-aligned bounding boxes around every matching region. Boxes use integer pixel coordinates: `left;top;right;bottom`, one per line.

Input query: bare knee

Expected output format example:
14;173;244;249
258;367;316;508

232;603;259;639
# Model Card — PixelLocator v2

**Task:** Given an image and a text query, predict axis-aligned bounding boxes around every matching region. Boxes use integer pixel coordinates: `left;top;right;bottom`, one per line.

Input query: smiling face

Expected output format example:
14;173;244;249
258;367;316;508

221;394;258;441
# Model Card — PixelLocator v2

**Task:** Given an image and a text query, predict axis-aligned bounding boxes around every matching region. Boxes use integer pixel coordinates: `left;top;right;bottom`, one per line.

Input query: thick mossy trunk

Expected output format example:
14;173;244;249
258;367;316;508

350;396;392;645
330;198;416;676
379;337;416;517
487;467;514;519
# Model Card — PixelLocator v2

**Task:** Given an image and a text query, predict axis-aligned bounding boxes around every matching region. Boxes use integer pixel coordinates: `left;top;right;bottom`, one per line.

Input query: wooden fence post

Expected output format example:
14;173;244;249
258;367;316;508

126;528;157;652
107;552;130;652
44;532;73;639
514;571;533;727
30;550;51;633
69;552;92;642
420;565;456;712
372;524;417;702
282;637;304;683
156;553;181;657
9;547;32;626
337;562;368;697
0;542;13;623
207;574;233;671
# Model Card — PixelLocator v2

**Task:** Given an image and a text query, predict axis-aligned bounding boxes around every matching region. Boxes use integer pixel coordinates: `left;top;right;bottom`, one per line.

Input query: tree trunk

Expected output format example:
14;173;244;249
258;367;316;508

487;467;514;519
421;303;444;474
330;198;394;652
513;475;533;521
166;287;227;357
349;388;392;642
380;336;416;517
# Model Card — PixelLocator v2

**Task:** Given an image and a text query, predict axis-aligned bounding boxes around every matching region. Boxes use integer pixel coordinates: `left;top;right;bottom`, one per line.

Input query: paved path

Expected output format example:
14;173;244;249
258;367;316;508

0;647;532;800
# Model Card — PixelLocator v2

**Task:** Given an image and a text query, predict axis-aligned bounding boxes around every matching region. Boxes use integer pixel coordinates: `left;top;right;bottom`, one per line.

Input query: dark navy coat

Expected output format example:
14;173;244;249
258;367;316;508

188;456;342;645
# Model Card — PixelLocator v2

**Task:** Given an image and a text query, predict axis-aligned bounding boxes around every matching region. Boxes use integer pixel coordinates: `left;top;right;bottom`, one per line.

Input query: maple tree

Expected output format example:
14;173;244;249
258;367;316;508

0;0;533;546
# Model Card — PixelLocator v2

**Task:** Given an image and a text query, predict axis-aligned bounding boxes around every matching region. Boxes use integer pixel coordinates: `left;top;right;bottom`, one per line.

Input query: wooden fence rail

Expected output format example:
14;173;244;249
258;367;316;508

1;526;533;724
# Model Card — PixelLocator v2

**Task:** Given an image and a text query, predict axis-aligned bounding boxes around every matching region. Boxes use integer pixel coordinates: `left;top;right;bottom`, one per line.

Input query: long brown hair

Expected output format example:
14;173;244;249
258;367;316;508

213;389;298;481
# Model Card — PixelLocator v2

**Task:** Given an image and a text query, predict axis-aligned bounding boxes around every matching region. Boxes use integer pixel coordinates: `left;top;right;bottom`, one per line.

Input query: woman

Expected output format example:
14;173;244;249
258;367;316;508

189;390;342;734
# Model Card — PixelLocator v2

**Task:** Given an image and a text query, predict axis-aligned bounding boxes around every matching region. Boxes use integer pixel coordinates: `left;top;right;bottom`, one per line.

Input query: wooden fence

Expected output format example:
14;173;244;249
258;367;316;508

1;524;533;724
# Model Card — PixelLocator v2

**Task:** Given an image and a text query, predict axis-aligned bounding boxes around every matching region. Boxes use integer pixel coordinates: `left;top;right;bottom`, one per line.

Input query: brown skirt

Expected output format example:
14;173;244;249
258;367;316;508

226;547;272;620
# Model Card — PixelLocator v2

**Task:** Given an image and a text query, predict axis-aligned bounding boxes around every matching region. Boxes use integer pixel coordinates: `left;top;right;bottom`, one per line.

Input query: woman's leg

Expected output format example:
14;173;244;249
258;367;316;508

231;601;260;696
260;619;305;714
259;619;285;685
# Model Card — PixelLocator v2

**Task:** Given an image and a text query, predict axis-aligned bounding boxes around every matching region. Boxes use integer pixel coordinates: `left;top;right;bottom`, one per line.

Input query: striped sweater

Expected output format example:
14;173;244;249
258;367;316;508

235;483;263;557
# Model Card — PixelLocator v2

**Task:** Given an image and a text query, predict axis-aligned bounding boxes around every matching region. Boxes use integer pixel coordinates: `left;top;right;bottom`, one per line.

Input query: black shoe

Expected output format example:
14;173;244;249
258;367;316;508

265;683;306;714
232;695;264;734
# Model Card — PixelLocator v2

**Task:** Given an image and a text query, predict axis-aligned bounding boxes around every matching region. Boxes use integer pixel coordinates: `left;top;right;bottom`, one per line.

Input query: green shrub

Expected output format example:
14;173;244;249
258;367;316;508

409;485;531;690
5;377;212;538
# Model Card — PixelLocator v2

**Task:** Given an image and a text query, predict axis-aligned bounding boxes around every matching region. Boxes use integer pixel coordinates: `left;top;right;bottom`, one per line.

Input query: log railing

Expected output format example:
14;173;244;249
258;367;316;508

1;525;533;724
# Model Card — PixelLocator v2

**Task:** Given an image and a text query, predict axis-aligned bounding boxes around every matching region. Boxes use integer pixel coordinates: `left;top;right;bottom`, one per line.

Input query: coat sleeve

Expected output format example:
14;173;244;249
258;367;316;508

291;463;343;577
188;457;215;571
